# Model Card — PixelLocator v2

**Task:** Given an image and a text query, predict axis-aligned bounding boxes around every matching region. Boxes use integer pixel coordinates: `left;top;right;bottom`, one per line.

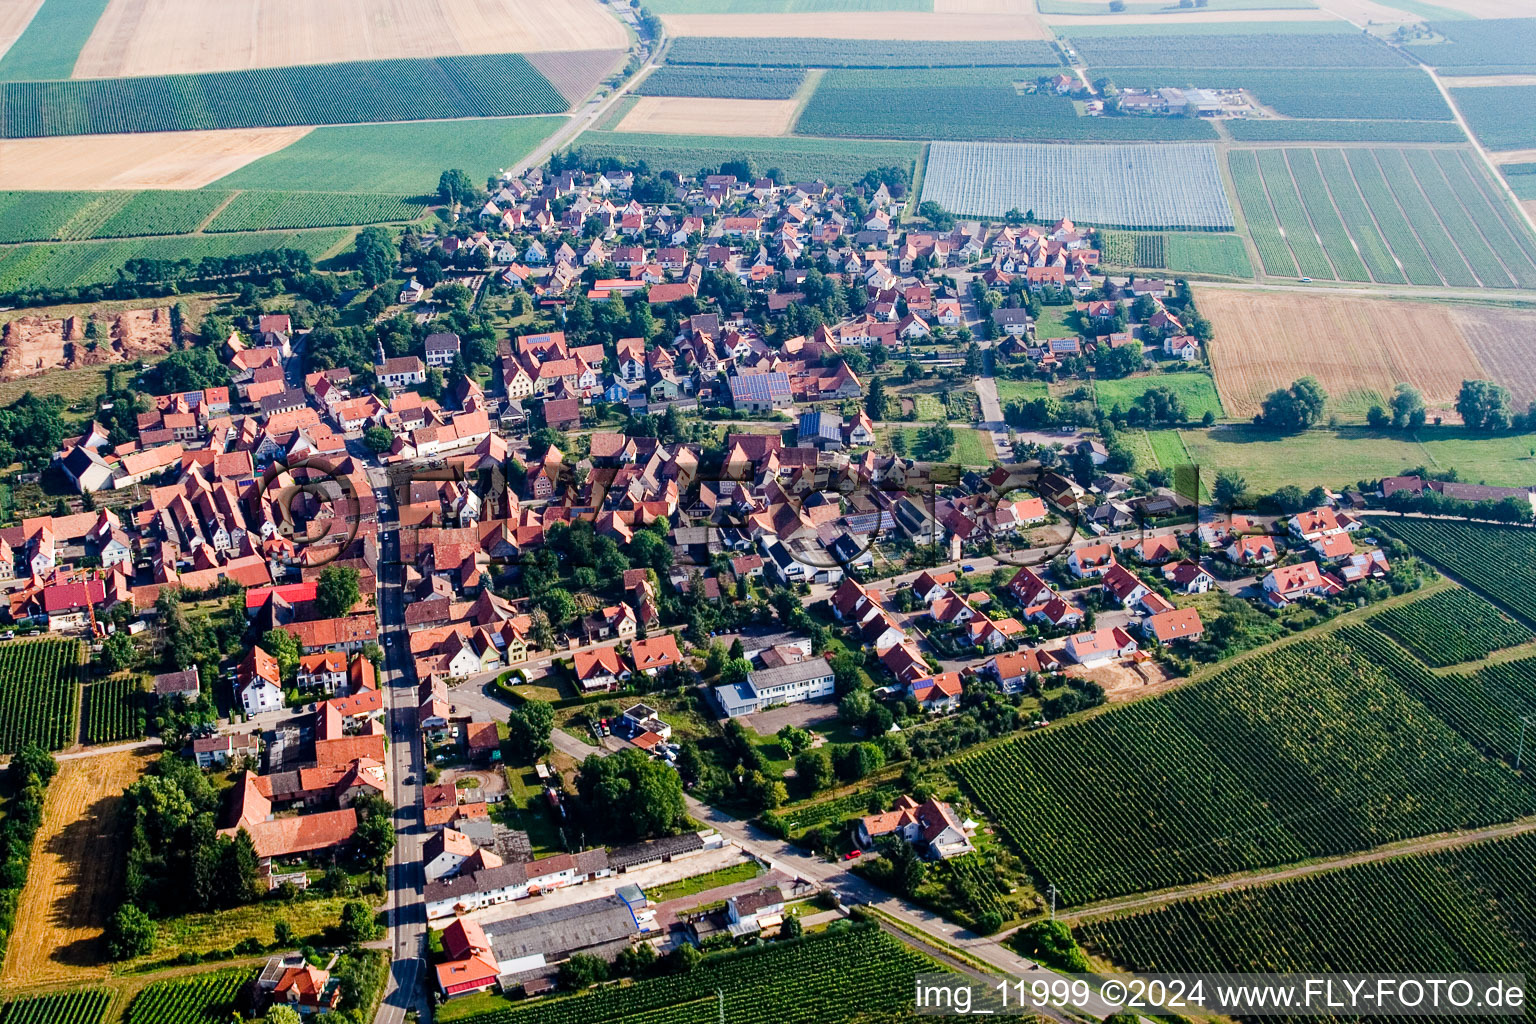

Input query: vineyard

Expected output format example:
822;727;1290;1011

126;969;255;1024
0;54;568;138
637;66;806;99
951;631;1536;904
1368;587;1533;668
1338;625;1536;769
568;130;921;185
0;229;349;293
1406;18;1536;68
0;989;109;1024
797;72;1218;142
0;637;81;753
1225;119;1468;143
1079;830;1536;989
1066;30;1408;68
455;925;937;1024
664;38;1060;68
1228;147;1536;288
920;142;1232;228
1097;231;1251;277
206;192;427;232
0;190;232;243
782;782;906;834
1376;519;1536;625
81;676;145;745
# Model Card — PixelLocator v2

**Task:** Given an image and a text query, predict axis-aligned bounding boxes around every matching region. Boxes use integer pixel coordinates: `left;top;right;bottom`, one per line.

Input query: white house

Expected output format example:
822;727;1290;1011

856;795;973;859
1063;626;1139;667
715;656;835;717
423;828;475;882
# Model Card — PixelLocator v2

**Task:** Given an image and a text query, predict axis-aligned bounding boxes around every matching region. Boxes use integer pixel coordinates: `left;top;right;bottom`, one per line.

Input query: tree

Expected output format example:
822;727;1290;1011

576;749;686;842
422;367;445;399
1096;340;1142;379
776;724;811;756
260;628;300;682
1258;376;1327;431
437;169;480;207
915;422;955;461
215;829;261;907
864;373;887;420
100;631;135;673
353;227;397;287
1390;383;1426;430
339;900;381;944
1213;470;1247;511
835;742;885;782
264;1007;303;1024
315;565;361;619
363;426;394;454
105;903;156;960
839;689;873;724
507;699;555;764
559;953;609;990
877;835;926;896
781;913;804;939
1457;379;1513;431
794;749;833;794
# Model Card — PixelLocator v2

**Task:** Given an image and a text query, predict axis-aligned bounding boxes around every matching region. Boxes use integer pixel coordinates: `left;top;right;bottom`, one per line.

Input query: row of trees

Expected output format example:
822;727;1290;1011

0;747;57;966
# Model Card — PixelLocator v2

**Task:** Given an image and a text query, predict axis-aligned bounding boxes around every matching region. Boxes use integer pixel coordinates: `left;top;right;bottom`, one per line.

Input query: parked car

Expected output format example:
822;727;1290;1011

843;849;862;861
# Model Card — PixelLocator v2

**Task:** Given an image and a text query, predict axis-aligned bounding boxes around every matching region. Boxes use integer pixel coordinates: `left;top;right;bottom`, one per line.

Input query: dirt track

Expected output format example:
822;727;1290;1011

0;750;152;987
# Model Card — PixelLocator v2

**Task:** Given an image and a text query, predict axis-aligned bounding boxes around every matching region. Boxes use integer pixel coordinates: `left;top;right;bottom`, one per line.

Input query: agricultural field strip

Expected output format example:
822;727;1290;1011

126;969;255;1024
1400;148;1518;287
1375;518;1536;627
663;37;1061;68
951;629;1536;904
1227;149;1297;276
1430;148;1536;285
81;675;143;745
636;65;806;99
0;989;110;1024
0;638;81;752
1372;148;1479;287
1312;148;1406;284
1254;148;1336;279
1367;587;1534;668
920;141;1232;228
1283;148;1371;281
1344;148;1444;286
1450;85;1536;153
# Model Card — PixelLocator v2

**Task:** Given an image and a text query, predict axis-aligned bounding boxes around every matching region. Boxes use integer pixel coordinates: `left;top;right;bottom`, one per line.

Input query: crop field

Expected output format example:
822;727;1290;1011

1227;149;1296;276
0;128;313;191
797;70;1218;141
0;638;80;753
1230;147;1536;288
1097;67;1452;121
1196;288;1486;420
1225;119;1468;143
648;0;932;9
0;228;348;294
75;0;627;78
1368;588;1533;668
638;65;806;98
1039;0;1317;11
1449;302;1536;407
951;630;1536;905
1079;830;1536;983
0;990;110;1024
1254;149;1335;279
1376;519;1536;626
80;676;143;746
1503;162;1536;200
1452;85;1536;152
921;142;1232;228
660;9;1054;41
1163;233;1252;276
0;54;568;139
0;190;233;242
206;192;426;232
213;117;563;194
1067;30;1408;67
126;969;256;1024
1093;373;1224;422
567;130;922;184
616;97;800;137
1;750;152;986
0;0;110;81
665;37;1060;67
454;925;935;1024
1406;18;1536;68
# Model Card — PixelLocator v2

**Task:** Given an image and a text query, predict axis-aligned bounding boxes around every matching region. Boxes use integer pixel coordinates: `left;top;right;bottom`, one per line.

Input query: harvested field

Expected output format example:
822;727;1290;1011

74;0;626;78
1441;74;1536;87
660;11;1051;38
1448;303;1536;407
1314;0;1420;24
614;96;800;136
1197;287;1487;420
0;749;152;987
1043;7;1334;22
0;128;311;190
1423;0;1533;15
0;307;175;382
525;48;626;105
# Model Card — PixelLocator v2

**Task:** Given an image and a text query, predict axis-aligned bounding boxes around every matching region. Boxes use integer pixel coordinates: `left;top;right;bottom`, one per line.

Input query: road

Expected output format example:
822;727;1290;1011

374;494;430;1024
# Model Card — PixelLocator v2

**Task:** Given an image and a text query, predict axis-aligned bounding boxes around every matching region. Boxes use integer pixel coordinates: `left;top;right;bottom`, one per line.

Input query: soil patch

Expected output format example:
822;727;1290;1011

1;307;176;382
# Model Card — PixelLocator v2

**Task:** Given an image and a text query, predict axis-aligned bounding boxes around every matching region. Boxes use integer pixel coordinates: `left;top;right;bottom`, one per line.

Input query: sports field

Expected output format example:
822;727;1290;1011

1197;288;1489;420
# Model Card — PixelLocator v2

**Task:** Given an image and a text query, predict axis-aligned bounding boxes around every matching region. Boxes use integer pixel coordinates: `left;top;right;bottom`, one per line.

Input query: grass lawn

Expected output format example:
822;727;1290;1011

880;426;996;467
125;898;349;970
993;378;1049;404
1031;303;1079;339
1123;429;1156;473
438;990;517;1021
1178;424;1536;493
644;861;764;904
501;765;568;857
1094;372;1224;422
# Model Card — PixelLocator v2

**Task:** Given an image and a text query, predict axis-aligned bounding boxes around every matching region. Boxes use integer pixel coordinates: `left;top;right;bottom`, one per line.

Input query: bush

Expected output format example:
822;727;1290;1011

106;903;157;960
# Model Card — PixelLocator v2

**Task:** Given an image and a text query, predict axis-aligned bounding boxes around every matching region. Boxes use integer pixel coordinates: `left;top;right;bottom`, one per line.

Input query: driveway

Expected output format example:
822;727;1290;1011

740;700;841;738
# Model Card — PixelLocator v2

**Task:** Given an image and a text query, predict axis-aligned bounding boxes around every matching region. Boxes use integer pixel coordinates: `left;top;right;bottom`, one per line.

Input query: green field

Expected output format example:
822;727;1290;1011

1406;18;1536;68
1099;230;1252;277
1368;587;1533;668
881;426;996;466
567;130;923;184
1079;829;1536;984
1225;119;1467;143
214;117;565;193
1068;30;1407;67
1038;0;1313;10
994;379;1050;404
0;229;349;293
0;0;112;81
665;38;1059;67
953;630;1536;904
1179;424;1536;493
1094;373;1224;422
637;65;806;99
1228;149;1296;277
0;190;234;242
1101;67;1452;121
1504;163;1536;200
797;69;1218;141
0;54;567;138
206;192;426;232
1454;86;1536;151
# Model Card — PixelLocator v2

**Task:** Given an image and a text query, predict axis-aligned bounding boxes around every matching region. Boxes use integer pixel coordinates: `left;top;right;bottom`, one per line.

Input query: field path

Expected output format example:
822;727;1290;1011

1052;815;1536;925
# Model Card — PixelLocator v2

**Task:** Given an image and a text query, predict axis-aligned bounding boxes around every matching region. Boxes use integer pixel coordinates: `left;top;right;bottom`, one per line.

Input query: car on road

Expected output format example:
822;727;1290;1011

962;564;976;572
1300;277;1312;283
404;775;415;785
844;849;862;860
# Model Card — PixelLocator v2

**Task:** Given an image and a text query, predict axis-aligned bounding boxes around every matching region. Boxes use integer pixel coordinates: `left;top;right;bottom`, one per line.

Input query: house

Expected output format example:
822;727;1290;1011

1100;564;1150;608
911;570;957;605
1262;561;1330;606
1289;507;1349;542
910;671;963;713
988;648;1061;693
574;645;629;692
378;356;426;389
1063;626;1138;666
728;372;792;413
1067;543;1115;577
726;885;785;935
193;732;260;769
153;665;201;702
715;656;835;717
1226;534;1279;565
1145;607;1204;645
297;652;348;693
424;827;477;882
435;918;501;999
1162;559;1215;593
261;958;341;1015
992;308;1031;336
424;332;462;368
631;634;684;677
237;645;284;715
856;795;973;859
